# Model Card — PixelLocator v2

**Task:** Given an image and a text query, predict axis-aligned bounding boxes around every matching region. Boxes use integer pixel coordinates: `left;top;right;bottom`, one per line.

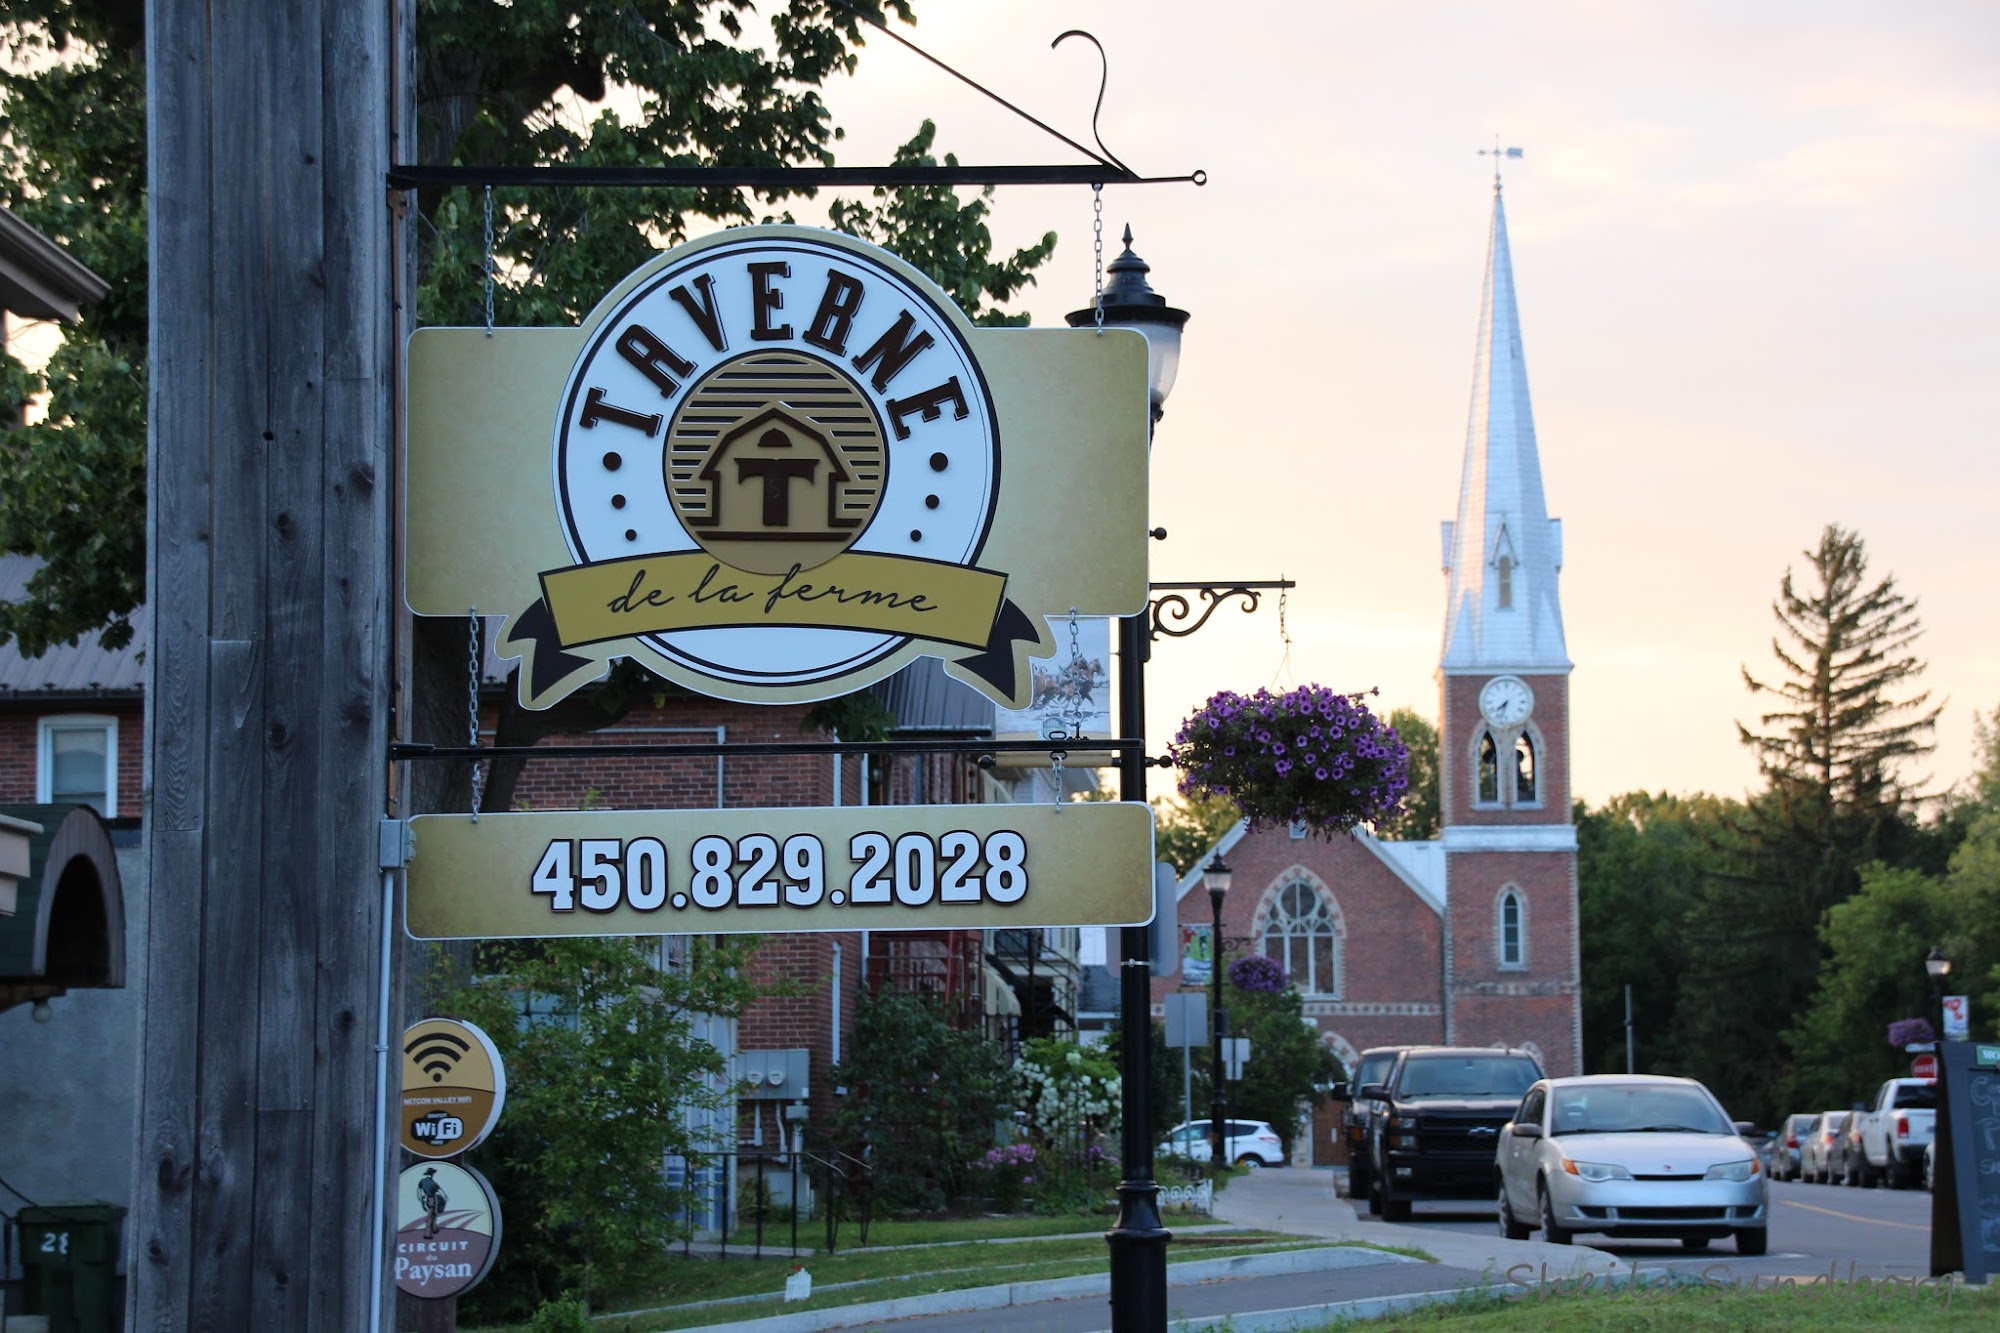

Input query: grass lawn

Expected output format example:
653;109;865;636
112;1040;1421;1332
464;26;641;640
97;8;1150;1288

466;1226;1337;1332
1320;1276;1997;1331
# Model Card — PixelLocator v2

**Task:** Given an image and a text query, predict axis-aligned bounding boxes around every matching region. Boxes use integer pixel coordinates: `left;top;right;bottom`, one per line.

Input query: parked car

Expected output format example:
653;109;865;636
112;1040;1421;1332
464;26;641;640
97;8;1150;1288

1799;1110;1850;1183
1769;1113;1817;1180
1334;1045;1409;1203
1852;1077;1937;1189
1495;1074;1768;1254
1160;1119;1286;1168
1359;1045;1544;1221
1835;1108;1869;1186
1924;1137;1935;1192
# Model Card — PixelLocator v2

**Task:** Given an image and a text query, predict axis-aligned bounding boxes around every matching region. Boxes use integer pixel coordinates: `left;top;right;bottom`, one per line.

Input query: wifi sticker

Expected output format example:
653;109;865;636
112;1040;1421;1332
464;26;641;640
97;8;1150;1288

400;1017;508;1160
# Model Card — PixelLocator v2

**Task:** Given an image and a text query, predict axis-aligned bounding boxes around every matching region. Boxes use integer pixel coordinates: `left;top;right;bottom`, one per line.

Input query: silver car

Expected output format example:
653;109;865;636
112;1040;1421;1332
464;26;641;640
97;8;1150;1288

1495;1075;1769;1254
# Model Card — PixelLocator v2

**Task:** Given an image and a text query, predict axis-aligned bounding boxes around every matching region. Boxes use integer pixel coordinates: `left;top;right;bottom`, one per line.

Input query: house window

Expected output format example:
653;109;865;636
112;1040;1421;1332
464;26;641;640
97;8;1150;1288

1496;554;1513;609
1260;879;1341;996
1498;889;1526;969
1514;734;1537;804
39;715;117;817
1476;732;1500;804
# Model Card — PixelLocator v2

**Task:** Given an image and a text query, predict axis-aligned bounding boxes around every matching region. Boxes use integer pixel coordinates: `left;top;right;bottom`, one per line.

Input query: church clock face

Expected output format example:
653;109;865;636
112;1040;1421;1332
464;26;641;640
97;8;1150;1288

1479;675;1534;728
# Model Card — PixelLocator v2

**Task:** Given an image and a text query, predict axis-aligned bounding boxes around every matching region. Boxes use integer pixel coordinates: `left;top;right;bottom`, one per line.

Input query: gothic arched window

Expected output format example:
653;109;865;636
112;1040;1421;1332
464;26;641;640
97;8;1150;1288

1498;888;1526;969
1514;733;1537;804
1496;554;1514;609
1260;879;1341;997
1477;732;1500;804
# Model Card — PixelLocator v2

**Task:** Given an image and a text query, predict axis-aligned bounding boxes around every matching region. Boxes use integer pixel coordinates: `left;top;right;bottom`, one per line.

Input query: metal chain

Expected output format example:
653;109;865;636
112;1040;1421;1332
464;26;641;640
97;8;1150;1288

482;185;496;337
1270;580;1295;688
1091;184;1105;334
467;607;485;820
1050;748;1066;810
1063;606;1086;729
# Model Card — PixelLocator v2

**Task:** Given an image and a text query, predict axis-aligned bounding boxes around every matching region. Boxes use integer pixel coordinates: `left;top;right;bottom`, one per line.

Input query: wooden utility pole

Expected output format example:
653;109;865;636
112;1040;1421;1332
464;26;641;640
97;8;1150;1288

134;1;397;1327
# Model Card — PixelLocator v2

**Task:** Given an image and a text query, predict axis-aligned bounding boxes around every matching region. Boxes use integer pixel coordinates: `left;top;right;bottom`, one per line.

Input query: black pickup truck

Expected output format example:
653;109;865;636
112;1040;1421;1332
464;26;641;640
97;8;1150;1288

1359;1046;1543;1221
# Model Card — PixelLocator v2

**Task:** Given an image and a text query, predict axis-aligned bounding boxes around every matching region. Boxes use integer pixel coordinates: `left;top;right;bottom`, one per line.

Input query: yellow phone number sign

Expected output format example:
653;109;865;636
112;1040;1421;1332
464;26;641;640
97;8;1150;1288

405;803;1155;939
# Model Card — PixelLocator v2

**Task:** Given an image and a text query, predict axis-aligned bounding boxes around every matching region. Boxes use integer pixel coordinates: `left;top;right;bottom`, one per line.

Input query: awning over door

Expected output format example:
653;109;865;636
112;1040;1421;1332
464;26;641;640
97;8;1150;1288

0;804;125;1014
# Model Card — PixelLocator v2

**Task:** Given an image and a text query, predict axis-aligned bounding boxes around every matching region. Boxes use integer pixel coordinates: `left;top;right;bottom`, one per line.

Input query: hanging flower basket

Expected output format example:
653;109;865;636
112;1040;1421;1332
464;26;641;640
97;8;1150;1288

1170;685;1410;836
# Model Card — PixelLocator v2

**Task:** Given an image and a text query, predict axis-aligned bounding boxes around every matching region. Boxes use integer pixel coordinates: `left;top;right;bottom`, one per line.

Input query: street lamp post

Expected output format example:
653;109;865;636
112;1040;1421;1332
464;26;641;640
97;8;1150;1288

1204;854;1233;1167
1068;227;1188;1333
1927;945;1951;1042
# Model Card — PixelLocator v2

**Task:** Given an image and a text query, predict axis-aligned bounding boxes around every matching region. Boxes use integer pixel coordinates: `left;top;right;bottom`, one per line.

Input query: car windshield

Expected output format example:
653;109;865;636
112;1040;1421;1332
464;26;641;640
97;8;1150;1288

1358;1054;1393;1085
1397;1056;1539;1099
1548;1084;1732;1136
1825;1112;1849;1129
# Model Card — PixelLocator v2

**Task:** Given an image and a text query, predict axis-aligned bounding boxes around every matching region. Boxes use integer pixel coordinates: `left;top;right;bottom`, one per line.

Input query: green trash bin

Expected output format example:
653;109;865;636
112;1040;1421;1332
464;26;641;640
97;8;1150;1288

15;1204;126;1333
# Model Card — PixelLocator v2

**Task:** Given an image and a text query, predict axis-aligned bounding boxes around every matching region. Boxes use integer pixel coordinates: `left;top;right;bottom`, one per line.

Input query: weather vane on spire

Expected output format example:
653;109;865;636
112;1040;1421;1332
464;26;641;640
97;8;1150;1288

1479;136;1523;190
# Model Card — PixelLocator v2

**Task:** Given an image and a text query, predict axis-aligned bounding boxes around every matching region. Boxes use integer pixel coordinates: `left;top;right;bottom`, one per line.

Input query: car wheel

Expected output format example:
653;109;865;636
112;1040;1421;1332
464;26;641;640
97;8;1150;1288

1539;1181;1570;1245
1842;1156;1860;1187
1498;1180;1530;1241
1349;1163;1370;1202
1381;1190;1411;1222
1736;1227;1768;1256
1236;1155;1263;1170
1859;1158;1880;1188
1366;1169;1384;1217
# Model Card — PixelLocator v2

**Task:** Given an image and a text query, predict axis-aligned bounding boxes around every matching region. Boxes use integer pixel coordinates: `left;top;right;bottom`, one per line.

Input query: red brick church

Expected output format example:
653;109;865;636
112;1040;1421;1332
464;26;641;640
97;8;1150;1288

1154;177;1581;1086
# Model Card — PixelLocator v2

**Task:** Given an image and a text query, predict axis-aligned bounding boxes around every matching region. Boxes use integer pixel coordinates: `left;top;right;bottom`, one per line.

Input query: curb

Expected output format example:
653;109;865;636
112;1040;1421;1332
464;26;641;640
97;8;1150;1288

659;1243;1425;1332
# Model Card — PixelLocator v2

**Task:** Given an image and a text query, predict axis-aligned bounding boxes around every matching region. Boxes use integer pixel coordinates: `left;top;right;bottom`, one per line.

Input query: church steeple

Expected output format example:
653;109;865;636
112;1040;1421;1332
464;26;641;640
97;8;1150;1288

1439;182;1570;674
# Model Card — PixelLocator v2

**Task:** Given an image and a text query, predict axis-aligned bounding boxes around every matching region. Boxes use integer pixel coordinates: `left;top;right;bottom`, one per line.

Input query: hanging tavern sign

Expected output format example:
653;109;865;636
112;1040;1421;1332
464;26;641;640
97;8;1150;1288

406;224;1149;709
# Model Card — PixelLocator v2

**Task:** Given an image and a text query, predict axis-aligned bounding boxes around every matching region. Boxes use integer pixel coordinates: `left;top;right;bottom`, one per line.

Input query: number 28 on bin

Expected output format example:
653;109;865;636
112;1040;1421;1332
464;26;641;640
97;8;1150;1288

530;830;1029;914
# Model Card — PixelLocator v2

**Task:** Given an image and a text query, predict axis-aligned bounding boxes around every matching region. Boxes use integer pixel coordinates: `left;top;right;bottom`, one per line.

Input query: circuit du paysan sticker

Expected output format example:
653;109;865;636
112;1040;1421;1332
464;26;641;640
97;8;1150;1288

404;225;1150;710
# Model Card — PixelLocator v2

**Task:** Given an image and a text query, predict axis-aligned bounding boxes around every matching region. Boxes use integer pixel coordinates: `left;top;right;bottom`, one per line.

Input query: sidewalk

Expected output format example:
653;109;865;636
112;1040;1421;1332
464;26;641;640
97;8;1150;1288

719;1166;1621;1333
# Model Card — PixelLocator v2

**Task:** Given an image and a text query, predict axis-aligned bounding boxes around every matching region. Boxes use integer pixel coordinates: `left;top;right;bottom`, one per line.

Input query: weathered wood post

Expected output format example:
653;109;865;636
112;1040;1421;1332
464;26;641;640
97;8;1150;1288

135;1;397;1326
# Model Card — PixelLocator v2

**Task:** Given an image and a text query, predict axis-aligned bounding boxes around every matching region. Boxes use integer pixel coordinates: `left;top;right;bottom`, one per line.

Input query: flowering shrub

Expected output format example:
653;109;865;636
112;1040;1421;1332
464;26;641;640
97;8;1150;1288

972;1142;1037;1212
1171;685;1409;835
1888;1017;1936;1048
1229;955;1287;995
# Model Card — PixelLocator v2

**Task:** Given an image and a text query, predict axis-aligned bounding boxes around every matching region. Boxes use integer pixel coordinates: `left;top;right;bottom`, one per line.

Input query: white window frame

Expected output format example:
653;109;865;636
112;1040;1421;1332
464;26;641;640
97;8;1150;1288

1257;874;1345;999
1496;886;1527;971
38;713;119;817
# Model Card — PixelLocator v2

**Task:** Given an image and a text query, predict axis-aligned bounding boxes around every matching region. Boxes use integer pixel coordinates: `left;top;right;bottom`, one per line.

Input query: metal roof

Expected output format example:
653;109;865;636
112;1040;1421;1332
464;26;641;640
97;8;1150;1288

0;557;147;697
869;656;994;734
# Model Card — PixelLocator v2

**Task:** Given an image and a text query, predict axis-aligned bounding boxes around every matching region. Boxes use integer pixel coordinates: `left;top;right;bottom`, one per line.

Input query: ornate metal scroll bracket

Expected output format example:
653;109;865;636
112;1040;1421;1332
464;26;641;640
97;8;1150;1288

1147;580;1296;642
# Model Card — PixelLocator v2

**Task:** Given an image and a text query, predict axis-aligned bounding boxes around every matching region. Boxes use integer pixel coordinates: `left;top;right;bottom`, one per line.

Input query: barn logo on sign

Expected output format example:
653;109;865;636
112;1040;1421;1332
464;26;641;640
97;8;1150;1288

502;233;1038;706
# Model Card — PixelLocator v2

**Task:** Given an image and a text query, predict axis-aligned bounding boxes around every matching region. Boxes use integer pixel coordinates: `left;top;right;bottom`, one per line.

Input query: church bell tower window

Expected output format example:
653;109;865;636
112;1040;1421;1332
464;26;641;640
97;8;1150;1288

1496;554;1513;609
1514;733;1536;804
1498;888;1526;969
1476;732;1500;804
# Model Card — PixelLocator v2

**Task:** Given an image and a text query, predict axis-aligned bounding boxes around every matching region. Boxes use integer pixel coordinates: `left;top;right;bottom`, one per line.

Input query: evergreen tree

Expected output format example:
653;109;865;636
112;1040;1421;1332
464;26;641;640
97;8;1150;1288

1737;523;1940;891
1674;525;1941;1123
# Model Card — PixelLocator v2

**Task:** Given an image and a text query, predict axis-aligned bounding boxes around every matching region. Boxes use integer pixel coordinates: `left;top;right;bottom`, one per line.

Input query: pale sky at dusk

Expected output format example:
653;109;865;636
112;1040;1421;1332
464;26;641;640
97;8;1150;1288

13;3;1994;809
820;0;2000;806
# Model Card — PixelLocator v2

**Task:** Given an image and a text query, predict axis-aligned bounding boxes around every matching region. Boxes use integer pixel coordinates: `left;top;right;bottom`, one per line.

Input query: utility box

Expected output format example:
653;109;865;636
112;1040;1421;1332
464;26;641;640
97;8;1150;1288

736;1048;810;1100
15;1204;125;1333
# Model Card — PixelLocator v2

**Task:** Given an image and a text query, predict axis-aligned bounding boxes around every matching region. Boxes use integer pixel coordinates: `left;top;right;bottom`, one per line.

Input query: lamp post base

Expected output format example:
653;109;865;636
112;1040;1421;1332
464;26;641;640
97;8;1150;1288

1105;1176;1171;1330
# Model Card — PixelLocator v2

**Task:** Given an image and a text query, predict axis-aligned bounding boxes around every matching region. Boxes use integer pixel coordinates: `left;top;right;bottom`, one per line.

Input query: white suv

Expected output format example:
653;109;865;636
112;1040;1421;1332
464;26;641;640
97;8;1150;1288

1160;1119;1286;1167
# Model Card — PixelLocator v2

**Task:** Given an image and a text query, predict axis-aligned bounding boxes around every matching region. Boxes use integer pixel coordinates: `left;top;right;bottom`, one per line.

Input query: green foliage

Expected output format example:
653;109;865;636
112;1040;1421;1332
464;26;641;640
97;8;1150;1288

801;690;898;743
524;1293;592;1333
445;935;763;1318
828;120;1057;328
1151;790;1242;875
1102;1014;1180;1142
1575;792;1737;1078
831;989;1010;1212
1379;708;1441;840
0;13;148;654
